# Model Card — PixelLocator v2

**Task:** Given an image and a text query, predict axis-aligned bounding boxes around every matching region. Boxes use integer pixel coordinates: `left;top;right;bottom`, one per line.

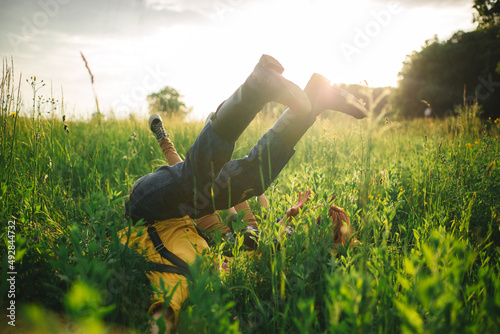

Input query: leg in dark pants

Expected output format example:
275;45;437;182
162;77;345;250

179;127;295;218
126;121;235;222
126;55;310;223
127;122;294;222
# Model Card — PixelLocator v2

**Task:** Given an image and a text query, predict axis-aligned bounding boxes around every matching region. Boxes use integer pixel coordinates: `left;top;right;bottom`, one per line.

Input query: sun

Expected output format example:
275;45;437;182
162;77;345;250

218;0;403;89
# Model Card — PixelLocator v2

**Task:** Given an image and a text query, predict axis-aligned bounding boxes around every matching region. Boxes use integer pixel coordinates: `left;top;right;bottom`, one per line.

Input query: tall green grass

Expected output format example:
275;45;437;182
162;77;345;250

1;64;499;333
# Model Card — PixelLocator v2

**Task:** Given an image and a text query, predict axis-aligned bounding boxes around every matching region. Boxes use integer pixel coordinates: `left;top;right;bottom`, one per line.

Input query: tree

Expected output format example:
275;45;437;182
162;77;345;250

147;86;189;118
391;26;500;119
473;0;500;28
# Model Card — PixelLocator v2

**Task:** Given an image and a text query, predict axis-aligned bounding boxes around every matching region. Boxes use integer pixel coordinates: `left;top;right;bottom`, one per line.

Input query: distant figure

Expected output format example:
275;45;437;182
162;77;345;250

424;107;432;118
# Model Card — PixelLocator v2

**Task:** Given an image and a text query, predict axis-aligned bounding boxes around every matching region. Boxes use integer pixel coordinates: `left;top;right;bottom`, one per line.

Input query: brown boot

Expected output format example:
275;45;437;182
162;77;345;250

305;73;367;119
209;54;311;143
271;73;367;149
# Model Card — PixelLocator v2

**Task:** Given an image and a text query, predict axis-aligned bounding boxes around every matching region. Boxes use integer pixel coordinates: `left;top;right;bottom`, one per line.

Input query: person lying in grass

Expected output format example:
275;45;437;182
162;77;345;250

121;114;316;333
122;54;365;332
122;125;354;333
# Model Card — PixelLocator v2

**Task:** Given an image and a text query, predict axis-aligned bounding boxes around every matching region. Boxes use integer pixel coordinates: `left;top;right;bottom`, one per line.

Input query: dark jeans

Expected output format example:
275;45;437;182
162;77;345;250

125;122;295;222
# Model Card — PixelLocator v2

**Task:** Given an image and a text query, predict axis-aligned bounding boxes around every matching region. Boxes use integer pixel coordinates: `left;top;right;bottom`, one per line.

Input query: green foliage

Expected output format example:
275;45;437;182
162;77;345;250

391;25;500;120
177;256;240;333
473;0;500;28
147;86;190;119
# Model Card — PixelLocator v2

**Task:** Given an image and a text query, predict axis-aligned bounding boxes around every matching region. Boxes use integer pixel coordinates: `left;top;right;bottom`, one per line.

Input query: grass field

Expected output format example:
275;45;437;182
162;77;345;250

1;66;500;333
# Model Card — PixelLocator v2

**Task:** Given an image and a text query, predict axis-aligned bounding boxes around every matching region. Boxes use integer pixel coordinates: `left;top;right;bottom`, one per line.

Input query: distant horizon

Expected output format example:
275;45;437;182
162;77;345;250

1;0;477;121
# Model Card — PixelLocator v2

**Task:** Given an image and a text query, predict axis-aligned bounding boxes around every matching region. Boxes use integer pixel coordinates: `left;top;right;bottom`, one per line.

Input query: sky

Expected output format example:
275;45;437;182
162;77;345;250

0;0;477;120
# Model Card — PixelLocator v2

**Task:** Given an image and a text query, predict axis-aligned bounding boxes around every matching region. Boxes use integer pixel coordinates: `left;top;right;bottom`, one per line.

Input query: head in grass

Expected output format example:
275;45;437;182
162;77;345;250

312;196;354;248
286;190;354;248
316;204;353;247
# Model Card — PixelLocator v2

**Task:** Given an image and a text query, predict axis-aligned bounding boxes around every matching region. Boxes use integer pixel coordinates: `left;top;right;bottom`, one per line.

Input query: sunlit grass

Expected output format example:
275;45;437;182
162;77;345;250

1;65;499;333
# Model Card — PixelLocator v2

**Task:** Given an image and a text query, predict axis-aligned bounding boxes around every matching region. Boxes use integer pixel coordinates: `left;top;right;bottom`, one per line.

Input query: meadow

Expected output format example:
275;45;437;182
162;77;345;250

1;64;500;333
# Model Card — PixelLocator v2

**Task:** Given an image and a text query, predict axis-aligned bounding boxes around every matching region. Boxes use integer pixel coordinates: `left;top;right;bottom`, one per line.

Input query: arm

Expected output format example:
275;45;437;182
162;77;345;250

272;189;311;241
283;189;312;223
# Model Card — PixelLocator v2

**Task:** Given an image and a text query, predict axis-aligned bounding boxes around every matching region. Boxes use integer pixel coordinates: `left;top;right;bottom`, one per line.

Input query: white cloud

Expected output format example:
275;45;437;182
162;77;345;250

373;0;473;8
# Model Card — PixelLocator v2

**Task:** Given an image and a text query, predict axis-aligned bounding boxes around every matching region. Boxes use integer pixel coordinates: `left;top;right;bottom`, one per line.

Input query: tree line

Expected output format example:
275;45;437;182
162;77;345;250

390;0;500;119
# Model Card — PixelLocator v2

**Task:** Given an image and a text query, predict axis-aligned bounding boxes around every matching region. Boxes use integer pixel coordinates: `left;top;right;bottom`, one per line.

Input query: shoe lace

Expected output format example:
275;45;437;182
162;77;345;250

151;120;166;139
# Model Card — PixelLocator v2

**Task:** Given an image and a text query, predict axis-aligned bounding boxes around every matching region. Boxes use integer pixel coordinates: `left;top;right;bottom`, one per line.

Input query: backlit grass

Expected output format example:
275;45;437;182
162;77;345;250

1;65;499;333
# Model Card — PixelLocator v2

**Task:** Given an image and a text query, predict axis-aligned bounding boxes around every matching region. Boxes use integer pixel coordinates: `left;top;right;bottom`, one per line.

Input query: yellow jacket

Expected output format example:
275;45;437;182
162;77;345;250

120;216;209;322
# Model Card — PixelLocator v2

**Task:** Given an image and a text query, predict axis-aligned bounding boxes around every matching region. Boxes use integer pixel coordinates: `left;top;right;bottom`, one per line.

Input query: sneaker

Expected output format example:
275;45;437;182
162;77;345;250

148;114;169;142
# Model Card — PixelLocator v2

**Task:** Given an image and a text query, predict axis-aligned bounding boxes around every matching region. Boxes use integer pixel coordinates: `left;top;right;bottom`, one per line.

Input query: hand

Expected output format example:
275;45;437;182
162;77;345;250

285;189;312;219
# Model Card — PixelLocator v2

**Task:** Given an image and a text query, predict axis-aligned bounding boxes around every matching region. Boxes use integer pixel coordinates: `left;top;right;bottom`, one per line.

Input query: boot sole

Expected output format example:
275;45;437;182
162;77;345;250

259;54;285;74
148;114;163;132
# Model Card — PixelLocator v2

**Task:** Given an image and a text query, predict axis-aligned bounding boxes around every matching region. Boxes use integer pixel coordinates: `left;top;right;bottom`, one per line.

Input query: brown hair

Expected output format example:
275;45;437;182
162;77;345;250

317;205;352;247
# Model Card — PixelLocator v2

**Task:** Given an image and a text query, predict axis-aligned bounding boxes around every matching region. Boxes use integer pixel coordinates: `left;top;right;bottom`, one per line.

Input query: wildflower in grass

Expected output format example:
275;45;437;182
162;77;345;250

10;111;16;117
129;132;138;142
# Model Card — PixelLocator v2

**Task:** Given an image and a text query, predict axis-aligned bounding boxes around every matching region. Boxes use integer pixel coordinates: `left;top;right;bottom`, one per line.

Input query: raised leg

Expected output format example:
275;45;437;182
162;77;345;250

183;128;296;217
203;73;367;214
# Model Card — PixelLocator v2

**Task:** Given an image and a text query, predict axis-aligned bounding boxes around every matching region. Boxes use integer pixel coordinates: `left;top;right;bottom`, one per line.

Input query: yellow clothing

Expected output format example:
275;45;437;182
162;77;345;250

120;216;209;322
159;137;183;166
195;201;259;234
